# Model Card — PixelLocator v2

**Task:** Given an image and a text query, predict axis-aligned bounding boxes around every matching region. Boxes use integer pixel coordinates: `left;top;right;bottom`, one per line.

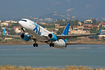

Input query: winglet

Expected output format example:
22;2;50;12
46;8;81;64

97;27;103;35
3;28;6;35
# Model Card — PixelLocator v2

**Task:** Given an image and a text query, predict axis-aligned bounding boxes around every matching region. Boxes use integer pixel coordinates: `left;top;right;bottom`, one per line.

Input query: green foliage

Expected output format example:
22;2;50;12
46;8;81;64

92;19;96;25
40;24;55;28
8;23;19;28
103;20;105;23
68;19;79;29
81;21;84;24
0;65;103;70
47;28;55;31
96;21;101;25
57;28;64;35
1;34;5;40
102;36;105;41
1;40;7;43
9;28;16;35
90;27;98;33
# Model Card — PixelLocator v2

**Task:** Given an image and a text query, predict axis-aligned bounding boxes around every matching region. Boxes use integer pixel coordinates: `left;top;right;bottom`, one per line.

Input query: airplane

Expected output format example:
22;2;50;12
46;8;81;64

3;18;103;49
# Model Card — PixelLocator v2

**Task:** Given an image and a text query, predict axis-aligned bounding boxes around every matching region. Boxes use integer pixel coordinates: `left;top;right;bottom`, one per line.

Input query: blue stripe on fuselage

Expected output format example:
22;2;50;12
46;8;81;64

33;22;41;35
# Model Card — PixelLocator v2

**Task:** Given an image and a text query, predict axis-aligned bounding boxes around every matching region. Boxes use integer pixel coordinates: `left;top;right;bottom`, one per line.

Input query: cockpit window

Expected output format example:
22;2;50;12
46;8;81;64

21;20;27;22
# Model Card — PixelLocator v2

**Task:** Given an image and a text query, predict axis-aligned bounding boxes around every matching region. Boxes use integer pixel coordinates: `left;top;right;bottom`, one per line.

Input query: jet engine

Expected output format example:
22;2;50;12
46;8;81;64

48;33;57;41
20;33;31;41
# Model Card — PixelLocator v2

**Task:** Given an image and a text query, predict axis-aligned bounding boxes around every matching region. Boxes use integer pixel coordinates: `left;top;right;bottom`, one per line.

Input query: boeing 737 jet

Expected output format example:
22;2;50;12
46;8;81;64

3;19;103;49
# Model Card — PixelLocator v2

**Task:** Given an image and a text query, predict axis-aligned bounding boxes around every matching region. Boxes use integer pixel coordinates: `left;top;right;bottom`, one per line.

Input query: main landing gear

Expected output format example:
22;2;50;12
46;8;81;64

49;43;54;47
33;43;38;47
33;39;38;47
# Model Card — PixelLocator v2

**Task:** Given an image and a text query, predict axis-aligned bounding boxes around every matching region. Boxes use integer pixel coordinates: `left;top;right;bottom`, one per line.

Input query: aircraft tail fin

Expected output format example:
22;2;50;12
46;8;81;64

3;28;6;35
62;23;70;35
97;27;103;35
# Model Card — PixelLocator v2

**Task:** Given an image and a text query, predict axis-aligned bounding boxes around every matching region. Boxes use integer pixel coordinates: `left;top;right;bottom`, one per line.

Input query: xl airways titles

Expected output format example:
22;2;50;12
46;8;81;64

3;18;103;49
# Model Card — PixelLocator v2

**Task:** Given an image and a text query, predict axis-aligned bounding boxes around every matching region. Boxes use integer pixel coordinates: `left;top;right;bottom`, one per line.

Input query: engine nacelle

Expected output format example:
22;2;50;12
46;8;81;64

20;33;30;41
48;33;57;41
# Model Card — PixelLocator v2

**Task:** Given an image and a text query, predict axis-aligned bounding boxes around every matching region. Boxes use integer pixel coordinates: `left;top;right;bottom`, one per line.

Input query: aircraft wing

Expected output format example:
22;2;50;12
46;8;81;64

66;42;87;45
56;27;103;39
57;33;97;39
3;28;20;38
4;34;20;38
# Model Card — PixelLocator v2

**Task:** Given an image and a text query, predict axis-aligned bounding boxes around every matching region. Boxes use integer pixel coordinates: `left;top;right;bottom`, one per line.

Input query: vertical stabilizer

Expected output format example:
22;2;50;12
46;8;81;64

3;28;6;35
62;23;70;35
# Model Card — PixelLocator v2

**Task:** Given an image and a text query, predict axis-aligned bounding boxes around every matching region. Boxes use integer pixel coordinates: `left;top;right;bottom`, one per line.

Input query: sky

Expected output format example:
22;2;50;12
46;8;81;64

0;0;105;20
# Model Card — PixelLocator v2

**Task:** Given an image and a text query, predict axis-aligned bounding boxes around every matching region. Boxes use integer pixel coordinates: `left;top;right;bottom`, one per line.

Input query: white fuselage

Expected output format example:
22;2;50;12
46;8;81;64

19;19;66;49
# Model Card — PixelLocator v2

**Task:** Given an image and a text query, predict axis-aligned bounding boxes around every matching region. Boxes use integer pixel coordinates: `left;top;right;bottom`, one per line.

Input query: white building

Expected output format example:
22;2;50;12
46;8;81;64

84;20;92;23
1;22;8;26
14;26;21;33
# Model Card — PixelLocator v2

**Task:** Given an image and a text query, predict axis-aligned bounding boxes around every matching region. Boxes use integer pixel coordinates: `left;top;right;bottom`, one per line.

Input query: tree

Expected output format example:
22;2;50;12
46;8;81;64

1;34;5;40
96;21;101;25
0;24;1;33
102;36;105;41
103;20;105;23
92;19;96;25
90;27;98;33
9;29;16;35
57;28;64;34
81;21;84;24
68;19;79;29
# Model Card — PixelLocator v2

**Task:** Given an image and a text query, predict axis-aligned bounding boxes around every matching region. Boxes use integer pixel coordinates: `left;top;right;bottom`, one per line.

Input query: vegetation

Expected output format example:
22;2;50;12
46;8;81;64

57;28;64;34
8;23;19;28
90;27;98;33
68;19;79;28
0;65;104;70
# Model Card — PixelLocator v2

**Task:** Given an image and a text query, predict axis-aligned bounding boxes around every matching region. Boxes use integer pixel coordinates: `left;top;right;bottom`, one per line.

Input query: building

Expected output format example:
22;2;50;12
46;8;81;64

14;26;21;33
5;21;11;23
93;25;99;27
78;22;82;26
11;21;17;23
70;30;89;34
48;30;57;34
0;20;1;23
83;24;93;27
73;25;78;30
83;27;91;31
39;22;47;25
1;22;8;26
55;24;71;31
84;20;92;23
102;23;105;28
73;25;84;31
98;33;105;38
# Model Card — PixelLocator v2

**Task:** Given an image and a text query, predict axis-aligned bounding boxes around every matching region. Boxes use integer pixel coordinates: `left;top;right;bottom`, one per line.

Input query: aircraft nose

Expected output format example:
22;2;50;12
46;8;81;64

18;21;23;26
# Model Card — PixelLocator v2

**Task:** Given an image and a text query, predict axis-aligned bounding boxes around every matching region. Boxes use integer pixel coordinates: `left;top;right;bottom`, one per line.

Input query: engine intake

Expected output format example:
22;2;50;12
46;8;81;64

48;33;57;41
20;33;30;41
